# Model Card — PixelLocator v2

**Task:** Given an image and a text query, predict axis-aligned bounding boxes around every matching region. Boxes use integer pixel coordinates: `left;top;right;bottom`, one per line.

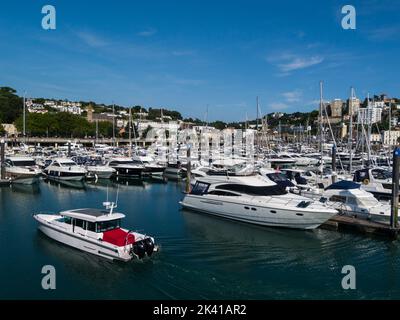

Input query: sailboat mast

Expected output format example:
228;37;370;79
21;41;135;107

128;107;132;157
319;81;324;163
348;87;354;174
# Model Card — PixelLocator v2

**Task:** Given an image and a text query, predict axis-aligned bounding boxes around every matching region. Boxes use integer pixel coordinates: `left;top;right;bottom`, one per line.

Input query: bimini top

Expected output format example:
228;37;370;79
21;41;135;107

59;208;125;222
325;180;361;191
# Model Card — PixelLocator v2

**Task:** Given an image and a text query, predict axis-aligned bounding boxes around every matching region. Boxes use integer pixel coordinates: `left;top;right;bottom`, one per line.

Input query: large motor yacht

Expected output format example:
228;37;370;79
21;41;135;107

180;175;338;230
33;202;158;261
43;158;87;181
4;156;42;184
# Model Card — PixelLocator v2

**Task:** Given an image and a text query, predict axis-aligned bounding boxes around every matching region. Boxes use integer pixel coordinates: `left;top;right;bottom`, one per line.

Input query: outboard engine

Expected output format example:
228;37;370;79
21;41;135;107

132;241;146;259
143;238;155;256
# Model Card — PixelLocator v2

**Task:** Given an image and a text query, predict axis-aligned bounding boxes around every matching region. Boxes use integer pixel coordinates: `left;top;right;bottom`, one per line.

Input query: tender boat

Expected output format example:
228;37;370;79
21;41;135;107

180;175;338;230
4;156;42;184
43;158;87;181
33;201;158;261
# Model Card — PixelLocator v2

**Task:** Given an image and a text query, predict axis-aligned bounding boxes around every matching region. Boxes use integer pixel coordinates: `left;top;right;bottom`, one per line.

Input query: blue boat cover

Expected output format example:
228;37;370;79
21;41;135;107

325;180;361;190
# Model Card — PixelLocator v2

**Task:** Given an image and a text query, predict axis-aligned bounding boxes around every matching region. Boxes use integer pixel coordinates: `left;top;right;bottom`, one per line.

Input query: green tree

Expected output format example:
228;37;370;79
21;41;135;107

0;87;23;123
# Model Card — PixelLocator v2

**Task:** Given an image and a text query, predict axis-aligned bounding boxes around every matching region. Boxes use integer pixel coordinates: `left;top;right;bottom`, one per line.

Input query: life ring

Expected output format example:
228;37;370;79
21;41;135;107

363;178;369;185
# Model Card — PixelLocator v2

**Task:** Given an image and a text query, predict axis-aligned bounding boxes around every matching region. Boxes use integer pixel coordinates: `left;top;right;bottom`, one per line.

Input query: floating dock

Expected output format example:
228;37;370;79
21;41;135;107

320;215;399;240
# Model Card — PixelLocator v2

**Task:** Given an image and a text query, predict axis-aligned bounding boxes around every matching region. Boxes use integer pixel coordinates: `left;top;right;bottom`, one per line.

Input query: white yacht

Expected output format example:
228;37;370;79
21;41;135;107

4;156;42;184
353;168;392;201
180;175;338;230
43;158;87;181
132;155;165;176
300;180;390;222
85;159;116;179
106;157;145;178
33;202;158;261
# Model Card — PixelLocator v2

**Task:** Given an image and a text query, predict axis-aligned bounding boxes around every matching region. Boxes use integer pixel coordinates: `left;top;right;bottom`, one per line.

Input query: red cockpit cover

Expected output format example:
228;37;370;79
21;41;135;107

102;228;135;247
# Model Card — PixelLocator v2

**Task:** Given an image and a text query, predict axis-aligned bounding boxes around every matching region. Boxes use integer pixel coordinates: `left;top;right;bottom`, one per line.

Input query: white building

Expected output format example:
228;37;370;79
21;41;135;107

373;101;385;108
137;121;180;134
370;133;381;143
382;130;400;145
357;107;382;124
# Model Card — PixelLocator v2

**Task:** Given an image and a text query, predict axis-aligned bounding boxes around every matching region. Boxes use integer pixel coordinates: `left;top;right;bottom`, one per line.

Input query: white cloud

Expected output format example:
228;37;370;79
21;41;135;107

278;56;324;72
282;90;302;103
137;28;157;37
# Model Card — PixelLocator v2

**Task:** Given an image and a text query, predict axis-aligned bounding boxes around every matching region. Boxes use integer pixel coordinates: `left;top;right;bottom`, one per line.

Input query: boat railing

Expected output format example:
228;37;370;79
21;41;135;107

248;195;315;207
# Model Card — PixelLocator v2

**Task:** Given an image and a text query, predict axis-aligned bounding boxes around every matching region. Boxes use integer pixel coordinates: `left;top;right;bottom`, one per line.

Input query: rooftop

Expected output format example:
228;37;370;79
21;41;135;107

60;208;125;222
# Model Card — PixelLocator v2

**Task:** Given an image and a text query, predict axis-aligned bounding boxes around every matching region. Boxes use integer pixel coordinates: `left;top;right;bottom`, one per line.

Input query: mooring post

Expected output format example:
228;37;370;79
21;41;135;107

390;146;400;228
331;144;337;184
67;142;71;157
0;139;5;180
186;146;191;193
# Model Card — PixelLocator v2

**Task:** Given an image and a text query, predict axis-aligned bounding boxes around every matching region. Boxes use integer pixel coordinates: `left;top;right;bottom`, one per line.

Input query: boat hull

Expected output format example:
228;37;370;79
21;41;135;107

180;195;336;230
36;220;131;261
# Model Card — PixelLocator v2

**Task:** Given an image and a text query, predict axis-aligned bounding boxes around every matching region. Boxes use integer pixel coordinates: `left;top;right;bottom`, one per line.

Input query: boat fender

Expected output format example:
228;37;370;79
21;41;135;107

363;178;369;185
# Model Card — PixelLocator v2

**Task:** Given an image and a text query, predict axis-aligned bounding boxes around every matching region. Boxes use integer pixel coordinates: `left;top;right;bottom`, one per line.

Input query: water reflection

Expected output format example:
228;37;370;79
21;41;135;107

180;209;351;269
44;178;87;190
11;183;41;194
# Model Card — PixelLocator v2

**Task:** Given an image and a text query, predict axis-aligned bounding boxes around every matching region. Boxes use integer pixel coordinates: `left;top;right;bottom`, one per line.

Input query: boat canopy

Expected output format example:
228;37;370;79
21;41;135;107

325;180;361;191
60;208;125;222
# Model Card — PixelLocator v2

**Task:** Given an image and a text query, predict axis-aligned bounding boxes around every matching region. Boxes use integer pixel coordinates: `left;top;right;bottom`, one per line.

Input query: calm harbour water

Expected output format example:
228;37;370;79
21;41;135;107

0;178;399;300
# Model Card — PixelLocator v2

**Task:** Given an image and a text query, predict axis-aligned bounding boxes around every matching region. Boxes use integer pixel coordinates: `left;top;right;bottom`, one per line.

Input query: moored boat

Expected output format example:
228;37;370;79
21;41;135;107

33;201;158;261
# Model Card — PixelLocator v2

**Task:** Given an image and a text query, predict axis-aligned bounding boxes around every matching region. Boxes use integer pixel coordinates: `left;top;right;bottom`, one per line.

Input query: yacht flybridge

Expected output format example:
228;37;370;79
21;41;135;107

180;175;338;230
33;201;158;261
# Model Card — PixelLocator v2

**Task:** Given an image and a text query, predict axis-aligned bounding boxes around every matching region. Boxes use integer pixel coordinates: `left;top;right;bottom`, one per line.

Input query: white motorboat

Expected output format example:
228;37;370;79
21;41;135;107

180;175;338;230
132;155;166;176
164;162;183;177
106;157;145;178
43;158;87;181
33;201;158;261
353;167;392;201
4;156;42;184
300;180;390;222
85;159;116;179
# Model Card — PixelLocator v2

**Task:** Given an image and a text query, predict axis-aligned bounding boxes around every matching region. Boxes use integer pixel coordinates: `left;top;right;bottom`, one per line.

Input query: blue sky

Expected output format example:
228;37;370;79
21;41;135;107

0;0;399;122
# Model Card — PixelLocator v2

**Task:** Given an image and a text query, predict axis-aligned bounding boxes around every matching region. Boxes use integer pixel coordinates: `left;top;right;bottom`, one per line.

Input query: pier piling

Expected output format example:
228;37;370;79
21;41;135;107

68;142;71;157
331;144;337;184
390;146;400;228
186;146;191;193
0;139;5;180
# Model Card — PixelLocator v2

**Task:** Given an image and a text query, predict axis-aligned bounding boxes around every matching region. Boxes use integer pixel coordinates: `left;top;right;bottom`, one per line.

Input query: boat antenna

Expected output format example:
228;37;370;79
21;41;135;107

115;184;120;208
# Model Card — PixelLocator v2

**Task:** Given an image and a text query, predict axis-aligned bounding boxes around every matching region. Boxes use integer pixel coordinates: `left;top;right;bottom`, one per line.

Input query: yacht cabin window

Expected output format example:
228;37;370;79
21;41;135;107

371;169;391;180
11;160;36;166
96;219;121;233
191;182;210;195
207;190;239;196
329;195;346;203
215;184;287;196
